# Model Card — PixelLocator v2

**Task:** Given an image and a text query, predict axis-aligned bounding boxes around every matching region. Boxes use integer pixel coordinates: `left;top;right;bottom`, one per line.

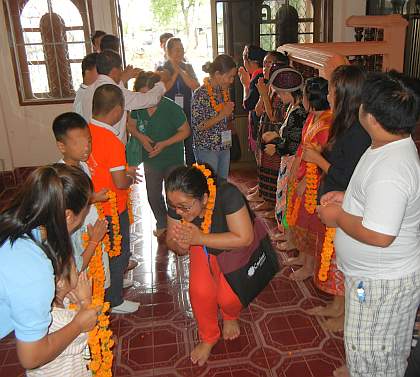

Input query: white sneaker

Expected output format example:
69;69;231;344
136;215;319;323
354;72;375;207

123;278;133;289
111;300;140;314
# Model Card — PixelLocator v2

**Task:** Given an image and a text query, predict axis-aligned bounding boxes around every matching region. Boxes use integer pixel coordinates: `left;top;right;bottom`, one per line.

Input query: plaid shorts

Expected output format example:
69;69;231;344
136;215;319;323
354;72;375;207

344;270;420;377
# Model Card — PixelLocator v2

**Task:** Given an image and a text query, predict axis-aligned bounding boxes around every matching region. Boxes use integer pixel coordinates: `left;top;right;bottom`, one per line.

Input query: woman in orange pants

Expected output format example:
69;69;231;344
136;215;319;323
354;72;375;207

165;165;254;366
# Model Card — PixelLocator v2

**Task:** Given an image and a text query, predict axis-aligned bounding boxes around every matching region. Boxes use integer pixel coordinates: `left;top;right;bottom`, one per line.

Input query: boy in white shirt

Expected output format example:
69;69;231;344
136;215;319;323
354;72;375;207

318;72;420;377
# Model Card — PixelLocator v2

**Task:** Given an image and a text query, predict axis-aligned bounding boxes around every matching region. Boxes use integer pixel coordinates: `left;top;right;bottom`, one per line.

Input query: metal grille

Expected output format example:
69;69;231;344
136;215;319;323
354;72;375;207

4;0;92;105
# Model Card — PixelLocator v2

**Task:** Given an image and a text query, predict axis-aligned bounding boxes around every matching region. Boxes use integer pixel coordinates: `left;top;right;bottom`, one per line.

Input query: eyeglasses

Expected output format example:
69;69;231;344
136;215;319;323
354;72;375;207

167;199;198;213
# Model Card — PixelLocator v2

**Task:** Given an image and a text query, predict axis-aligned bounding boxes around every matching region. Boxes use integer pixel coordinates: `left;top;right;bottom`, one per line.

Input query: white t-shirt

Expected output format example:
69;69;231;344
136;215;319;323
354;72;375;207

335;137;420;279
78;74;165;144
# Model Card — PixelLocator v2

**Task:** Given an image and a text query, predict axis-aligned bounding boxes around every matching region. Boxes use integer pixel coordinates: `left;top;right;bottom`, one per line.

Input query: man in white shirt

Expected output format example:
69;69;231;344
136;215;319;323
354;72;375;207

318;72;420;377
78;50;166;144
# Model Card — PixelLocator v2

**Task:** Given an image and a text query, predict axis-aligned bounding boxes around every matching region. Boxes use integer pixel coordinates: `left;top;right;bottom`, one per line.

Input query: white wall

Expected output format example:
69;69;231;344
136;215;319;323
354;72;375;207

333;0;367;42
0;0;115;171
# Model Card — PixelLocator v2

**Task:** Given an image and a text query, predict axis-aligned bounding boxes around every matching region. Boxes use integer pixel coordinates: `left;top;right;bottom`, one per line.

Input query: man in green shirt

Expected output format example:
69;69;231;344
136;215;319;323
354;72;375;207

128;72;190;238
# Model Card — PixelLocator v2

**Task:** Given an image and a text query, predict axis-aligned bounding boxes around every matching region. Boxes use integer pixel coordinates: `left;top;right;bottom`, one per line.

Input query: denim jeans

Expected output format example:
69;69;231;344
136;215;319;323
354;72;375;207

194;149;230;180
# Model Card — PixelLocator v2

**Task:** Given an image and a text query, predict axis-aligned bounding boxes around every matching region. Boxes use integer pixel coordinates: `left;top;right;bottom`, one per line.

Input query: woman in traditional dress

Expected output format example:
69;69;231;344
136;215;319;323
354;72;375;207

283;77;332;281
259;67;307;221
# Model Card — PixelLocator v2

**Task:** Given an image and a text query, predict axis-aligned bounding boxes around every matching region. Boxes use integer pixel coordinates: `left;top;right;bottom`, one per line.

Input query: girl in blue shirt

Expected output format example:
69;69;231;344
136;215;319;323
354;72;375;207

0;164;99;369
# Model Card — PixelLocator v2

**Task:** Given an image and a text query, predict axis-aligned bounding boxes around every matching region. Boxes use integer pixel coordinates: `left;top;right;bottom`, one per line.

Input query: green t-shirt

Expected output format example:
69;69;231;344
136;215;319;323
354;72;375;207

130;97;187;170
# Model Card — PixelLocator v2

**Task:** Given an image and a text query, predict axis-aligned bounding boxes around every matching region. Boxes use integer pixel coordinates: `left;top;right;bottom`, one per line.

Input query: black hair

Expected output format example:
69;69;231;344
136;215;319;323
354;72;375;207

160;32;174;44
304;77;329;111
96;50;122;75
52;112;88;142
91;30;106;45
202;54;236;76
92;84;124;117
361;72;420;135
100;34;120;53
166;165;216;199
328;64;366;148
133;71;161;92
291;89;303;104
244;45;267;67
81;52;98;78
0;164;93;277
166;37;182;52
266;50;289;67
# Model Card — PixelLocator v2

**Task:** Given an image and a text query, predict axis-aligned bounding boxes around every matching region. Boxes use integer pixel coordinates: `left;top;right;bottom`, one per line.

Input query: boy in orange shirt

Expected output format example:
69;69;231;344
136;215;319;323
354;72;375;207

87;84;139;314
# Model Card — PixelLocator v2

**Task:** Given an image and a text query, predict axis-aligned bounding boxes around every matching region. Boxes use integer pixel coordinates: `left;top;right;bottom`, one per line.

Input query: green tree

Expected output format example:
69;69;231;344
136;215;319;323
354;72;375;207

150;0;202;45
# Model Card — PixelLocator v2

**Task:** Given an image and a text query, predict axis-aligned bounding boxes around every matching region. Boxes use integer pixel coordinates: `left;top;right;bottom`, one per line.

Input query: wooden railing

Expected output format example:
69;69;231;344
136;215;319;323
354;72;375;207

279;14;408;80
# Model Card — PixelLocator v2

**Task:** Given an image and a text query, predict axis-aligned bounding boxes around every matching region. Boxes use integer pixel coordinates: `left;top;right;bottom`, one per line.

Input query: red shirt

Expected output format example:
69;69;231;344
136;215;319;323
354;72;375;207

87;120;128;215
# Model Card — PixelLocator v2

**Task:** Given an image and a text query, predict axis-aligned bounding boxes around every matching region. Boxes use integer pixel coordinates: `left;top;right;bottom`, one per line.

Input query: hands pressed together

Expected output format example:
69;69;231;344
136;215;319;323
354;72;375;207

167;221;204;256
317;191;345;228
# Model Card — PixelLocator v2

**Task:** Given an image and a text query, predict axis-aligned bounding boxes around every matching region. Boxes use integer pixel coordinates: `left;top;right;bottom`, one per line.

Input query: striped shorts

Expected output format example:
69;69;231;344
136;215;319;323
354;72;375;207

344;270;420;377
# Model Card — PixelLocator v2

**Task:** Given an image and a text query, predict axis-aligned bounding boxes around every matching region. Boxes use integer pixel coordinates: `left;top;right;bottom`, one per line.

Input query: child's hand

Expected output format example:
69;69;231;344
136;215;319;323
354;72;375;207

127;166;143;183
264;143;276;156
69;271;92;308
92;188;109;203
74;305;100;333
320;191;345;206
317;203;341;227
87;219;108;244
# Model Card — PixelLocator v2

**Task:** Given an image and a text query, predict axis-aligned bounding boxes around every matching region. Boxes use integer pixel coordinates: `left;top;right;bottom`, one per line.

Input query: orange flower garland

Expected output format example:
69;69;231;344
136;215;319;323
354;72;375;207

304;163;319;214
127;187;134;225
193;163;216;233
203;77;230;113
81;231;114;376
285;181;301;227
96;191;121;257
318;227;336;282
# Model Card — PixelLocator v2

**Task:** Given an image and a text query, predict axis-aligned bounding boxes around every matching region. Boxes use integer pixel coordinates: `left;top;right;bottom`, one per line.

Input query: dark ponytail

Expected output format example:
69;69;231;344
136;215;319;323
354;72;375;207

0;164;93;277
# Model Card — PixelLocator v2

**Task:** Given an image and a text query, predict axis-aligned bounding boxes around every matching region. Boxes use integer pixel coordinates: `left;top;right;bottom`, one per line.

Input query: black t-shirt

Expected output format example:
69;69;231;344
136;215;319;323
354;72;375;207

167;182;246;255
318;121;371;197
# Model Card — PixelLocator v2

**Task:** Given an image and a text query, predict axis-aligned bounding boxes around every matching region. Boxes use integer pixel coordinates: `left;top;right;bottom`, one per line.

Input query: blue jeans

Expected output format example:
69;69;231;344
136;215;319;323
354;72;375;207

194;149;230;180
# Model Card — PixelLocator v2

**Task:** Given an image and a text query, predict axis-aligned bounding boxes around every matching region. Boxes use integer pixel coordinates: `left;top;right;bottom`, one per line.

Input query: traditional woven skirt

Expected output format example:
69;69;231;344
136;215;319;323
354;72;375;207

275;155;294;230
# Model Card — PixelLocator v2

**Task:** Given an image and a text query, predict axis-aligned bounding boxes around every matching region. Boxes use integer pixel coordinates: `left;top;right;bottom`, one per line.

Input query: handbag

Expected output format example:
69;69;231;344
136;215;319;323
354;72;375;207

216;217;280;307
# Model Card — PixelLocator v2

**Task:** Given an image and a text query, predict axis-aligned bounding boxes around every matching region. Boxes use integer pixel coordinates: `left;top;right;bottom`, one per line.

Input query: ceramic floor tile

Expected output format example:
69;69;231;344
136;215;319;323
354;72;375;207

0;165;345;376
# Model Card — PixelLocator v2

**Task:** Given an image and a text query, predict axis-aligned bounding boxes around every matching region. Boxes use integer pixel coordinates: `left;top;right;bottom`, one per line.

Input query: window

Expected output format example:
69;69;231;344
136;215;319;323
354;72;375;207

3;0;94;105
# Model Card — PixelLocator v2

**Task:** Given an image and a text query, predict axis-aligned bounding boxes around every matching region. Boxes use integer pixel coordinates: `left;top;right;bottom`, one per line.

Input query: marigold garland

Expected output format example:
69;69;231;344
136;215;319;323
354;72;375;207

203;77;230;113
127;187;134;225
304;163;319;214
285;181;301;227
192;163;216;233
318;227;336;282
96;191;121;257
81;231;114;376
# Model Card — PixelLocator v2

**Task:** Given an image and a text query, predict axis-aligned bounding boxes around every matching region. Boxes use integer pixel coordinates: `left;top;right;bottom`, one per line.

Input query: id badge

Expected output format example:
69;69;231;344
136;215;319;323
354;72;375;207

221;130;232;147
174;94;184;108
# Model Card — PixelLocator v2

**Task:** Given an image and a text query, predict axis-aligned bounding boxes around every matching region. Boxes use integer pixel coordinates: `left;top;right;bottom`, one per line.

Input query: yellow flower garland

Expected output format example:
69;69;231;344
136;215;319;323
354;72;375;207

192;163;216;233
203;78;230;113
318;227;336;282
304;163;319;214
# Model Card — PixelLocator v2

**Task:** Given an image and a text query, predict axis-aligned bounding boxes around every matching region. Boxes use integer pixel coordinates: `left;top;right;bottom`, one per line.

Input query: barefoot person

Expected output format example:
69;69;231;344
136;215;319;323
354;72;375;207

166;165;254;366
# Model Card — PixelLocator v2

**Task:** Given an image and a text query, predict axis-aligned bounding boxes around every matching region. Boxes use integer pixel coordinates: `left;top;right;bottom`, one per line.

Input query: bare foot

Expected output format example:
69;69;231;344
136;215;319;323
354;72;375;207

333;365;350;377
321;315;344;333
289;265;313;281
247;184;258;194
190;342;215;366
222;319;240;340
284;253;305;266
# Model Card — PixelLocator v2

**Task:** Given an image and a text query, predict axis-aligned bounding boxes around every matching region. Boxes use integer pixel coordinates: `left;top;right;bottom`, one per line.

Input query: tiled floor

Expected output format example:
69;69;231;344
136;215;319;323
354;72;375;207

0;164;345;377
